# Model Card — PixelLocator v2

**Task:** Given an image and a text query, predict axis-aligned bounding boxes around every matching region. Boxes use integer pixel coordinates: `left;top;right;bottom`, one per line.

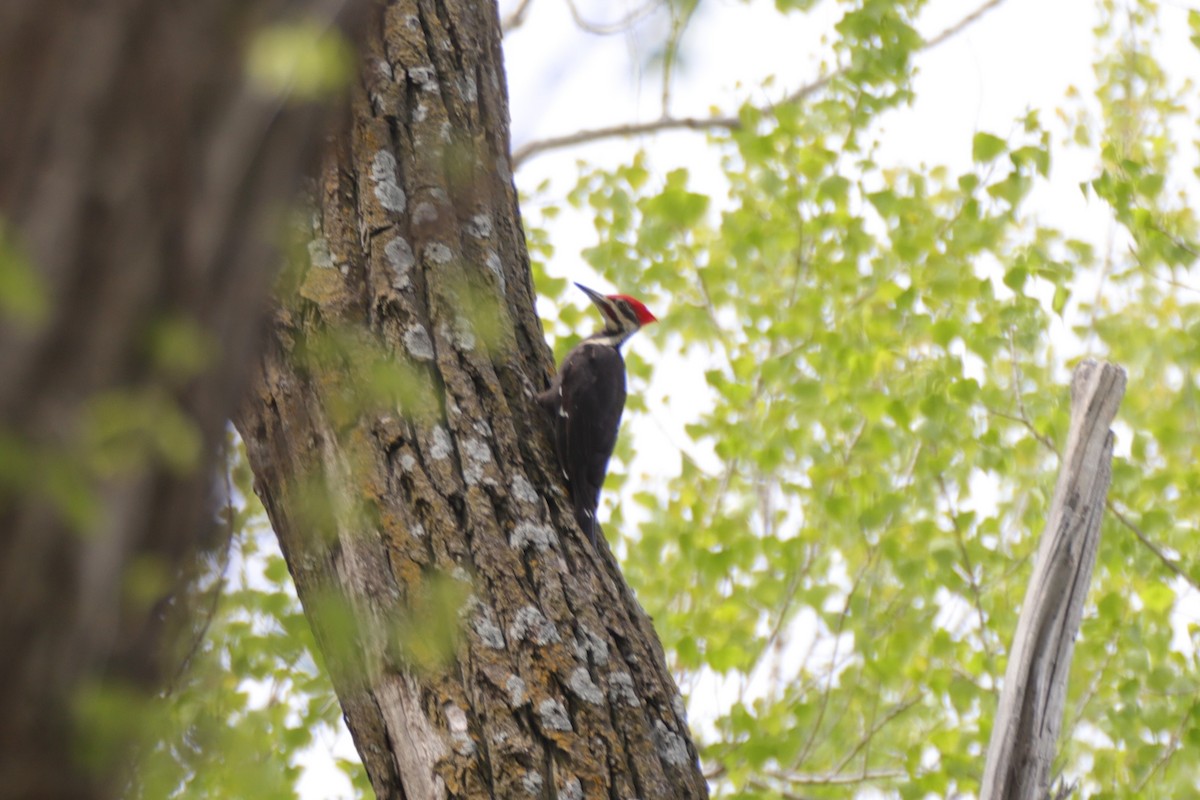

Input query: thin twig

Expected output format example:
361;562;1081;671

563;0;659;36
753;564;809;703
936;475;995;663
659;1;699;117
924;0;1005;49
1149;223;1200;261
768;767;909;786
1083;218;1119;353
1132;685;1196;793
829;693;921;775
743;766;915;800
1068;631;1121;735
984;406;1058;456
501;0;536;33
794;553;873;766
512;0;1010;166
1001;328;1061;456
163;437;240;695
1107;499;1200;593
514;115;738;166
744;777;818;800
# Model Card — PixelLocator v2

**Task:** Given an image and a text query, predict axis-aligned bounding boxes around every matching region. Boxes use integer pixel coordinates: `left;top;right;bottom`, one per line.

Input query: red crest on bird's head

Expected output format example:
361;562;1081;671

575;282;658;340
608;294;658;325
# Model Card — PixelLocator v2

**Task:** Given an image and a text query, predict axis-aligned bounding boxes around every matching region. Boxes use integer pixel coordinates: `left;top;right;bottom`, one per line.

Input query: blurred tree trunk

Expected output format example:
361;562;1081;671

0;2;356;799
234;0;708;797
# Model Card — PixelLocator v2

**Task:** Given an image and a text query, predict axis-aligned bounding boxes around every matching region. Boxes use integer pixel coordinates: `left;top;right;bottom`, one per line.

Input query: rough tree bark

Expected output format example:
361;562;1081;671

0;3;358;798
234;0;709;797
980;360;1127;800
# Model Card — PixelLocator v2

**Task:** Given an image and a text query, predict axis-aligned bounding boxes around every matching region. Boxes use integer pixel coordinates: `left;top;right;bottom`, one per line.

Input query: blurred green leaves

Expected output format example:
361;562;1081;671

246;19;355;100
126;436;359;800
390;572;470;673
0;224;47;326
972;132;1007;164
527;1;1200;798
85;387;202;476
93;1;1200;799
144;316;217;382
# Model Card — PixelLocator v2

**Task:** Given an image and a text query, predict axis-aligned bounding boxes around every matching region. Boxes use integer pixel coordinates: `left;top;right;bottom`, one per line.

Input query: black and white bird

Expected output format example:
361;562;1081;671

537;283;658;544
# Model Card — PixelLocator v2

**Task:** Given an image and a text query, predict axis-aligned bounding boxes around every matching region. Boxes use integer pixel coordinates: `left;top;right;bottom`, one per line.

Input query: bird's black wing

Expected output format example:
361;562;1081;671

558;343;626;542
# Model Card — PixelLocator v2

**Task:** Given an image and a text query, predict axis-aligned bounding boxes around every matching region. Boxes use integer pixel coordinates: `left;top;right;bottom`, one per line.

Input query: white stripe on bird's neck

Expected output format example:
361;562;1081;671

584;329;636;349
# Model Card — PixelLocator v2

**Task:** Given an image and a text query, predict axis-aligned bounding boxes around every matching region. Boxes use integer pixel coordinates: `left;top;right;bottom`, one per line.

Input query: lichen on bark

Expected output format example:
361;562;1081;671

237;1;708;798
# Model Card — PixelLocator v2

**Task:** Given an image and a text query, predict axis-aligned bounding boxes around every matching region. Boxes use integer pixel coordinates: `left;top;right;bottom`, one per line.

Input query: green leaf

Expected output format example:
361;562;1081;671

0;226;47;325
1140;583;1175;615
972;132;1007;163
641;169;709;228
1052;284;1070;316
1003;266;1028;291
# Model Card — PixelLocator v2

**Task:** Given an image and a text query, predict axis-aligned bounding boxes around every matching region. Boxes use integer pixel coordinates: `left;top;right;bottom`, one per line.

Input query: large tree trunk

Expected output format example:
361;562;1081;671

234;1;708;797
0;2;355;798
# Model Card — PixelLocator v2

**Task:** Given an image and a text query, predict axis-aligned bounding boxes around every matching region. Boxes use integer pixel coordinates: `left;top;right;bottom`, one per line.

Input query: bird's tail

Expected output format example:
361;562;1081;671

572;489;598;545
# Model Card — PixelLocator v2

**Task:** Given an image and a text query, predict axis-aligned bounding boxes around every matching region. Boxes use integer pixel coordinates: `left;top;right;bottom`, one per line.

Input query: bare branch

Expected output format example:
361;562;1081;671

794;553;874;766
743;777;818;800
1147;221;1200;261
923;0;1005;49
937;475;995;663
984;405;1058;456
563;0;658;36
512;0;1010;167
749;768;909;795
741;765;917;800
1107;500;1200;593
769;767;908;786
501;0;535;33
1132;689;1197;793
513;114;739;166
829;693;921;775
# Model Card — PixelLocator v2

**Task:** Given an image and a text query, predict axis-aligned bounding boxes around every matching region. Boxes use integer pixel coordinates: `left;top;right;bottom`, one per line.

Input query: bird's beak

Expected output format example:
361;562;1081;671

574;282;608;309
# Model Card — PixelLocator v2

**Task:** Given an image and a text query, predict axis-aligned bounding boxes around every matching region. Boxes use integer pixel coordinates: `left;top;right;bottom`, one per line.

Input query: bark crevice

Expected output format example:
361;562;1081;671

237;1;708;796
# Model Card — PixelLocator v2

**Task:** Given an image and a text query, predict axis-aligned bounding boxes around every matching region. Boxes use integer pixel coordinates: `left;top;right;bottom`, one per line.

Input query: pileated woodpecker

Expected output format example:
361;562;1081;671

537;283;658;544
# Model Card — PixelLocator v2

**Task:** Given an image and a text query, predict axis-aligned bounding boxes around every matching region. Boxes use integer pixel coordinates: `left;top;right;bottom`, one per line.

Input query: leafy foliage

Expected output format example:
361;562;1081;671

129;0;1200;798
532;0;1200;797
127;434;366;800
